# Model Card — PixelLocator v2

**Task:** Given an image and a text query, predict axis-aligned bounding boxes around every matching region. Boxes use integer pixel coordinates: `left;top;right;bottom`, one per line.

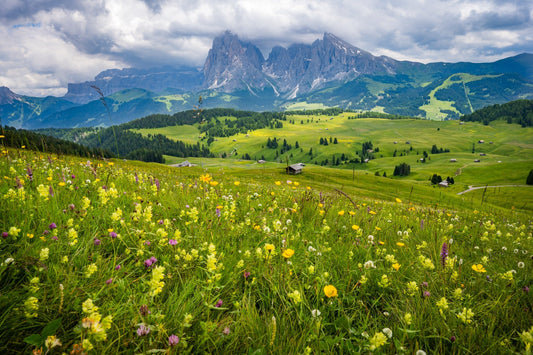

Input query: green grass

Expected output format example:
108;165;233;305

0;146;532;354
134;115;532;203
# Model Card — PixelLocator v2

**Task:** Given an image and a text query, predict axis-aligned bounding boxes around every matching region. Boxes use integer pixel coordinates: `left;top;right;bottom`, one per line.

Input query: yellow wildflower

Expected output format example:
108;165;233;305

471;264;486;273
282;248;294;259
392;263;401;271
323;285;338;298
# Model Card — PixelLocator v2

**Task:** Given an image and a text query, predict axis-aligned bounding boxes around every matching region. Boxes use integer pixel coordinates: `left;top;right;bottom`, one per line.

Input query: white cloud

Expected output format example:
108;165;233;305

0;0;531;96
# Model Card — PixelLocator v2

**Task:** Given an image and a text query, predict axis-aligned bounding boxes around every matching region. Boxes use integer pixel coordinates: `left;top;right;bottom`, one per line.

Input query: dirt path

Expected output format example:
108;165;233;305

457;185;530;195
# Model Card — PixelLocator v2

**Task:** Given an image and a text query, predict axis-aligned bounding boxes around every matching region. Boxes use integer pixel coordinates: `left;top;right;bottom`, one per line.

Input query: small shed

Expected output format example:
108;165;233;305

286;163;304;175
478;140;485;144
474;159;480;163
174;160;196;167
438;180;449;187
450;158;457;162
479;153;486;156
257;160;266;164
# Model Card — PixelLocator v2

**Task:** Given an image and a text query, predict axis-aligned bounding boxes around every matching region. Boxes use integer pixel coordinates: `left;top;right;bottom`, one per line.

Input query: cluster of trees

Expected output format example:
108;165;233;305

393;163;411;176
461;99;533;127
393;146;413;157
266;137;279;149
285;108;345;116
0;126;114;158
74;127;213;162
431;145;450;154
125;149;164;163
319;137;338;145
430;174;455;185
265;138;299;154
317;153;351;166
357;141;379;162
347;112;417;120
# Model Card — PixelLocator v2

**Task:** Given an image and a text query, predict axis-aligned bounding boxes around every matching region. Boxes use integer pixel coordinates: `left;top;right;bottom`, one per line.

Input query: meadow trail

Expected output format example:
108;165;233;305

457;184;531;195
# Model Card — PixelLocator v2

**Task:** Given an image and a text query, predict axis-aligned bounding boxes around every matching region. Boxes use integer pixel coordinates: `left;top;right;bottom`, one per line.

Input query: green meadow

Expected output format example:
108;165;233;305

1;123;532;354
133;114;533;206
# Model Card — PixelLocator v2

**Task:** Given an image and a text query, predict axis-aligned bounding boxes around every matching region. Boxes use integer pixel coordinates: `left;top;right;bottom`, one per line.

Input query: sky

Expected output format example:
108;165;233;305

1;0;532;97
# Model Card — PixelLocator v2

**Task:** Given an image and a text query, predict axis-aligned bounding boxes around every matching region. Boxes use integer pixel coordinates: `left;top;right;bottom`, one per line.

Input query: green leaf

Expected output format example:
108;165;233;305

41;318;62;338
23;334;43;347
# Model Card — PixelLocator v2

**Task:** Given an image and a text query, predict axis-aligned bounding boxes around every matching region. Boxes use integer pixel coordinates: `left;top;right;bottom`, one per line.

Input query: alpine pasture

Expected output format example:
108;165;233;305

0;114;532;354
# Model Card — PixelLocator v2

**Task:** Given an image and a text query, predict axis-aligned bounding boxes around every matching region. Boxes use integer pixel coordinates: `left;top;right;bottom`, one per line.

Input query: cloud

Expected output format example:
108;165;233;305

0;0;531;96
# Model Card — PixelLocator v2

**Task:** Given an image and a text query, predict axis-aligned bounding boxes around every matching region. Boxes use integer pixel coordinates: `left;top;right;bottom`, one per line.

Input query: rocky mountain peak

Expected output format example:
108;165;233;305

203;31;267;92
0;86;19;105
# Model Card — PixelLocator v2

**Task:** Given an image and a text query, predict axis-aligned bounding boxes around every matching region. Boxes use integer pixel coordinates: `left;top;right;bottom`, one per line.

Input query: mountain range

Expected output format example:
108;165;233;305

1;31;532;129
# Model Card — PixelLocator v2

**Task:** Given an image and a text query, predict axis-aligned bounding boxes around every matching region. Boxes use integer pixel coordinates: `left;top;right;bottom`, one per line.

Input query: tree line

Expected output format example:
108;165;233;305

0;125;114;158
460;99;533;127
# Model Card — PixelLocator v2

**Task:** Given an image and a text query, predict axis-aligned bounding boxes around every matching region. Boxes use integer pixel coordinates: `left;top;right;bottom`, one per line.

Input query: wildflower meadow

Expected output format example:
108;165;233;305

0;148;532;354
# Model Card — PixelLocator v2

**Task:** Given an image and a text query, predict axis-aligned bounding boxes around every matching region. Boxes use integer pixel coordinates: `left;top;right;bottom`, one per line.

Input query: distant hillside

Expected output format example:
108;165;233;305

461;99;533;126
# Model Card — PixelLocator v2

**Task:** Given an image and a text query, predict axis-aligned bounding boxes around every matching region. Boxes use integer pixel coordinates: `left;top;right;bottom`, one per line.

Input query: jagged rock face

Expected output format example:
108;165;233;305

264;33;399;96
203;31;268;92
0;86;19;105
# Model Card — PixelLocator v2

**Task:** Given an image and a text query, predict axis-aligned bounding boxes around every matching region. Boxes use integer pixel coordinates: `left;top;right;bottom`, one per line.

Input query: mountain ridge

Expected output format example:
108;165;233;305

1;31;532;128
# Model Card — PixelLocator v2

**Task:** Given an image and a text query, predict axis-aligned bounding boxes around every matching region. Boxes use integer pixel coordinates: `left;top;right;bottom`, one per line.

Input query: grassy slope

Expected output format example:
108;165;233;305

0;145;531;354
131;114;532;210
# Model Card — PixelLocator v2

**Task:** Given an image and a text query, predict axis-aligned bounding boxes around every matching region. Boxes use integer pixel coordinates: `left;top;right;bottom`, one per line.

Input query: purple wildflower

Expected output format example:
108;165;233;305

1;232;8;239
222;327;231;335
169;239;177;246
423;291;431;298
216;208;221;217
440;242;448;267
15;176;22;189
144;240;151;246
420;219;424;230
71;174;75;179
168;334;180;346
243;271;251;279
52;236;58;241
215;299;223;308
68;204;75;211
109;231;118;238
49;186;54;196
144;256;157;268
115;264;121;270
451;336;456;342
523;286;530;293
486;275;493;282
106;278;113;284
155;178;160;191
421;281;428;288
139;305;150;316
94;238;101;246
49;223;57;230
26;166;34;181
136;324;150;336
43;230;50;235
